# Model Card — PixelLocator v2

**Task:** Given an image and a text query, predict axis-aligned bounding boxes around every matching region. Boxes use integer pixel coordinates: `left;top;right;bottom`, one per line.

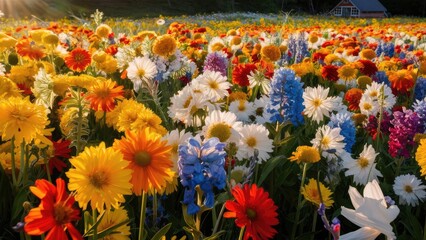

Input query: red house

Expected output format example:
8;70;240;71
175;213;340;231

330;0;388;18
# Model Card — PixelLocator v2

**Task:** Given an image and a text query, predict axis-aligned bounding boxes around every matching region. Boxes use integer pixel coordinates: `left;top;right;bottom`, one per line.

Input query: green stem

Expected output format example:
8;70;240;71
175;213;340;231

311;208;318;240
139;191;148;240
238;226;246;240
395;157;403;176
291;162;308;240
41;233;45;240
10;137;17;187
153;190;158;229
18;140;26;185
195;190;202;232
423;213;426;240
212;203;226;234
45;162;52;183
92;208;98;240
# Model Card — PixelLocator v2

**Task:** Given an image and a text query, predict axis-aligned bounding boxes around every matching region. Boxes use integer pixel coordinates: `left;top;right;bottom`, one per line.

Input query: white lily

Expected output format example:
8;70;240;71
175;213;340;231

340;180;400;240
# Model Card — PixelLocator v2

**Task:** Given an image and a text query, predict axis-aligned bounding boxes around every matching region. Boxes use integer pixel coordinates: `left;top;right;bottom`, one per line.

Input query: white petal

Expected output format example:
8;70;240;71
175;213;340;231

348;186;363;209
364;179;386;207
340;227;381;240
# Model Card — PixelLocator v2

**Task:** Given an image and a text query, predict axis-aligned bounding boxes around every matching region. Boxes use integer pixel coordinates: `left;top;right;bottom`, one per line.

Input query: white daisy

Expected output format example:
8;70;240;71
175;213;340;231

228;99;255;122
32;68;57;110
248;70;271;95
311;125;346;160
303;86;339;123
208;37;226;53
364;81;396;111
393;174;426;207
163;129;192;171
359;95;379;116
230;165;251;186
116;46;136;70
197;70;231;101
252;95;271;124
126;56;157;92
201;110;242;144
342;144;382;186
236;123;273;163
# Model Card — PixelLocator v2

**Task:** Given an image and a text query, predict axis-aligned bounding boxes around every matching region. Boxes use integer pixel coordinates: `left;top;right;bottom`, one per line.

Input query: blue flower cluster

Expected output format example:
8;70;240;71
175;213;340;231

286;32;309;64
267;68;305;126
373;71;391;86
414;77;426;101
203;51;229;77
178;137;227;215
413;98;426;130
328;112;356;152
375;41;395;57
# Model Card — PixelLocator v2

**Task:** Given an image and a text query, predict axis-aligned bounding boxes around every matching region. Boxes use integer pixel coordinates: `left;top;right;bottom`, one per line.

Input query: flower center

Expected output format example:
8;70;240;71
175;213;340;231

206;123;232;142
404;185;413;193
370;91;378;97
74;53;84;62
53;203;73;225
183;96;193;108
89;171;110;189
138;69;146;78
246;137;257;148
357;157;369;168
238;100;246;111
208;80;219;90
363;103;372;111
313;99;322;107
95;88;111;98
246;208;257;220
134;151;152;166
321;136;330;148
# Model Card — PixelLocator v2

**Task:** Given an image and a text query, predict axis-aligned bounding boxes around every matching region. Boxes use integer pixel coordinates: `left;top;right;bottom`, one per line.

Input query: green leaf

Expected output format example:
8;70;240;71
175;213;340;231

182;205;196;229
96;219;131;238
83;210;106;237
203;230;226;240
0;165;12;225
11;183;31;223
257;155;286;185
400;208;423;239
150;223;172;240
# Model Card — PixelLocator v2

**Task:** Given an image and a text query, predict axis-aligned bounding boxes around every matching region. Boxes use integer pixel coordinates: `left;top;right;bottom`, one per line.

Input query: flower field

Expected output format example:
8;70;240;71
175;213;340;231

1;11;426;240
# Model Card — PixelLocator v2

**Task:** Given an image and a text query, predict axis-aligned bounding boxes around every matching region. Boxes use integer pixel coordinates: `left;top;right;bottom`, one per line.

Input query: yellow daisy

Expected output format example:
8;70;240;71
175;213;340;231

94;207;131;240
152;34;177;57
301;178;334;208
0;96;49;144
338;64;358;81
289;146;321;164
0;76;21;98
416;139;426;177
66;142;133;212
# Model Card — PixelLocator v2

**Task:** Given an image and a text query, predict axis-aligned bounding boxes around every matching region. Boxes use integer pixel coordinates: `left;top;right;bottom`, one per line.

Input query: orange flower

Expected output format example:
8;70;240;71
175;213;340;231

113;129;173;195
344;88;363;111
224;184;279;240
85;79;124;112
321;65;339;82
65;47;92;72
387;69;415;94
24;178;82;240
15;38;46;60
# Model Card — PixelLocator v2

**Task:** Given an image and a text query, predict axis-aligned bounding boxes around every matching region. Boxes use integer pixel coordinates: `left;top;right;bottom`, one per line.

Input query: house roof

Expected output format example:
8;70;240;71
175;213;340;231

350;0;387;12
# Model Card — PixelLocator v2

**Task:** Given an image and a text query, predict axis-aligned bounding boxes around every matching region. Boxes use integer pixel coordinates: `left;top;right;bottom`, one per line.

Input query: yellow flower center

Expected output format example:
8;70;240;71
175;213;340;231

238;100;246;111
370;91;378;97
183;96;193;108
363;103;372;111
321;137;330;147
313;99;322;107
246;137;257;148
134;151;152;167
230;170;244;183
89;171;110;189
309;35;319;44
404;185;413;193
357;157;369;168
95;88;111;98
211;43;225;52
138;69;146;78
208;80;219;90
206;123;231;142
246;208;257;220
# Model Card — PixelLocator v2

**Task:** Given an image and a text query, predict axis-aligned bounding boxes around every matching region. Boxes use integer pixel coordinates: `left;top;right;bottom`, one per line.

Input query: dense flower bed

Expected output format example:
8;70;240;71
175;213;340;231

1;11;426;240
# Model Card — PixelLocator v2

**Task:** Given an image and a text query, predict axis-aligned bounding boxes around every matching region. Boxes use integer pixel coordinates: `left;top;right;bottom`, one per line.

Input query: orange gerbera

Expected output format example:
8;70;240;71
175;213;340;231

85;79;124;112
344;88;363;111
232;63;257;87
387;69;415;94
24;178;82;240
15;38;46;60
65;47;92;72
224;184;279;240
113;129;173;195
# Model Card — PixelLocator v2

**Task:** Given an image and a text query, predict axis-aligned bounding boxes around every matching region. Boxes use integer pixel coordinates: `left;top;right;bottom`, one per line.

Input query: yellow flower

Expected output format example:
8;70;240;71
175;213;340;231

338;64;358;81
9;62;39;87
131;108;167;135
228;91;247;102
289;146;321;164
94;207;131;240
301;178;334;208
0;97;49;144
0;76;22;98
357;76;372;89
152;34;177;57
95;24;112;38
416;139;426;177
359;48;376;60
261;45;281;62
66;142;133;212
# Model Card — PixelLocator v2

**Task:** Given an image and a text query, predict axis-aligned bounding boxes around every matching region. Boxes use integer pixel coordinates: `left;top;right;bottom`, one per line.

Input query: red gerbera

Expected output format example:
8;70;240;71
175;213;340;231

24;178;82;240
344;88;363;111
224;184;279;240
357;59;378;76
85;79;124;112
232;63;257;87
16;38;46;60
48;138;72;174
321;65;339;82
65;47;92;72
